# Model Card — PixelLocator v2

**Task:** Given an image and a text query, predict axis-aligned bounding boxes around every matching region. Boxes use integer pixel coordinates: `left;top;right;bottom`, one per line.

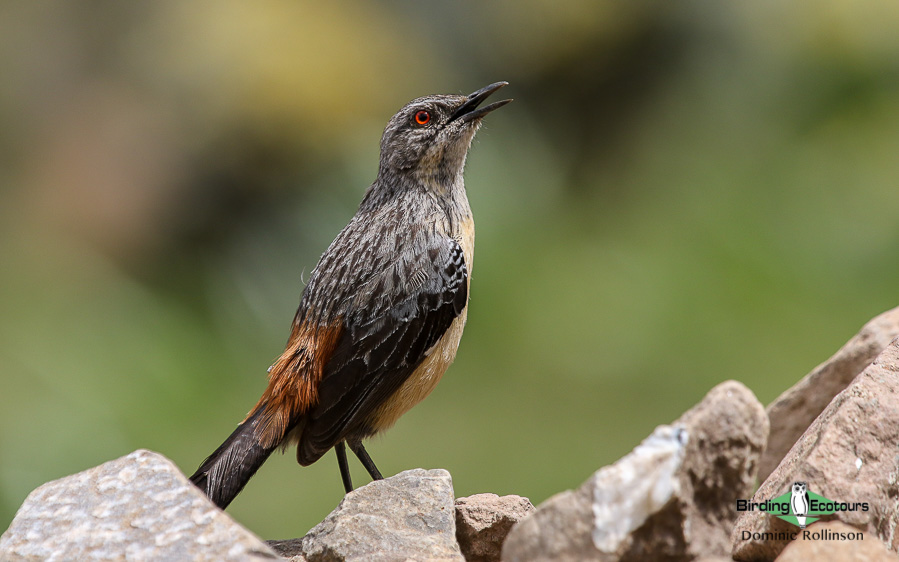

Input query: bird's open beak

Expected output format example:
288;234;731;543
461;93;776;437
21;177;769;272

449;82;512;123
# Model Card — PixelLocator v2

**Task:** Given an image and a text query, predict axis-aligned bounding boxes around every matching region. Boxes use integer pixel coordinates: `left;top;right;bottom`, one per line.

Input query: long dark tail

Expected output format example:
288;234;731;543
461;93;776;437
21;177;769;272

190;408;281;509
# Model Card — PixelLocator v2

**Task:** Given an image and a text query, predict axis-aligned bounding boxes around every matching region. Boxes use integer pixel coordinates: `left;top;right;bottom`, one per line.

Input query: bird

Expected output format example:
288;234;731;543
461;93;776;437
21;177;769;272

189;82;511;509
790;481;810;529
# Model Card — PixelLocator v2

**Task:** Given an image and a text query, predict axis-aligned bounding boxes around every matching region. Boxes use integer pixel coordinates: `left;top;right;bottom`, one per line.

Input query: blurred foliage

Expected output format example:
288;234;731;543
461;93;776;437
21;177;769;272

2;0;899;539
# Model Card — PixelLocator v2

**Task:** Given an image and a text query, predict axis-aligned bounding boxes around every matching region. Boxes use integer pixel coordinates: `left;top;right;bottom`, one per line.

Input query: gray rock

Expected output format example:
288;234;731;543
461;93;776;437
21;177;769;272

774;521;897;561
455;494;534;562
502;381;768;562
732;340;899;561
0;449;279;561
761;306;899;481
287;468;463;562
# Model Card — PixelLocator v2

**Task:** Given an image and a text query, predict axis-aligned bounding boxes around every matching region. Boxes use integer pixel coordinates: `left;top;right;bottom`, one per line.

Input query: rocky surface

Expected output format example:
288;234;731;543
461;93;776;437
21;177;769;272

732;339;899;561
454;493;534;562
269;468;462;562
502;425;690;562
673;381;770;557
5;308;899;561
760;306;899;481
774;521;898;561
0;449;278;561
502;380;768;562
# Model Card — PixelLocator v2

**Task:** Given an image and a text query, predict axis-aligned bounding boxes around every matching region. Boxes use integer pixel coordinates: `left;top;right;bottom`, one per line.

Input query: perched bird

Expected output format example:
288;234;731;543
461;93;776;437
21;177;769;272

190;82;511;509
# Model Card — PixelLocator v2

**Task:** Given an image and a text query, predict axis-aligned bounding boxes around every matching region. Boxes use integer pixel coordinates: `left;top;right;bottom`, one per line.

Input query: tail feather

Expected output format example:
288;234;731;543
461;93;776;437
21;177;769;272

190;408;281;509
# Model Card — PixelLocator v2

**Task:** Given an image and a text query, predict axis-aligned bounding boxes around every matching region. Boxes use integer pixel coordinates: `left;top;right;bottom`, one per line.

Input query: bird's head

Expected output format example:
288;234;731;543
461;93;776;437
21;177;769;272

376;82;511;187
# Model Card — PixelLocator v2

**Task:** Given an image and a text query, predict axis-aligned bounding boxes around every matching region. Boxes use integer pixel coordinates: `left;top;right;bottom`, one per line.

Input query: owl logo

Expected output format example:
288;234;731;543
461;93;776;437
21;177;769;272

790;481;810;528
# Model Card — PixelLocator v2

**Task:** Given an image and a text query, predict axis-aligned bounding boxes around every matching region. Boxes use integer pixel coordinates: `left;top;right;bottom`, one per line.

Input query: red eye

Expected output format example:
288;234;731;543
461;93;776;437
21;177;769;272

414;110;431;125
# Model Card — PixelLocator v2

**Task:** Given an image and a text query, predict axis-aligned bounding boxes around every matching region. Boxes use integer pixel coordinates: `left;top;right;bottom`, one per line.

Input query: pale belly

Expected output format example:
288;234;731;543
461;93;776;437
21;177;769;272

368;309;468;432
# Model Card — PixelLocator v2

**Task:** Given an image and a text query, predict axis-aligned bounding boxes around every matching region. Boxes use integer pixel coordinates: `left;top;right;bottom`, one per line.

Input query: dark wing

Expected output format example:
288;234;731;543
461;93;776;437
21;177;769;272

296;237;468;465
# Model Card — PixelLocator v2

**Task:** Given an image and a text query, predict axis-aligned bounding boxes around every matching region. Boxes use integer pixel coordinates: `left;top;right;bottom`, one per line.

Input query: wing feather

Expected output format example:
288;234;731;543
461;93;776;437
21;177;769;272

296;237;468;465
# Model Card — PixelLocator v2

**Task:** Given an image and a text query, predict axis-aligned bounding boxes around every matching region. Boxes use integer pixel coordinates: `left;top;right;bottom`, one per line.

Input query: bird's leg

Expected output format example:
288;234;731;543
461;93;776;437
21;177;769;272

348;440;383;481
335;441;353;493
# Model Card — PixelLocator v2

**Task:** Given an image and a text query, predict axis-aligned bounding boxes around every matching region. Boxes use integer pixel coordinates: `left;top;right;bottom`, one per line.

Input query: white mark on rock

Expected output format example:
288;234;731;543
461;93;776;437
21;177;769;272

591;425;689;553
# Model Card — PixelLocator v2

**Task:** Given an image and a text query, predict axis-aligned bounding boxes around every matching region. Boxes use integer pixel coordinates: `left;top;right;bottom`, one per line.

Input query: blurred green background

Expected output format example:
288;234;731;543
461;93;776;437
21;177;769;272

2;0;898;539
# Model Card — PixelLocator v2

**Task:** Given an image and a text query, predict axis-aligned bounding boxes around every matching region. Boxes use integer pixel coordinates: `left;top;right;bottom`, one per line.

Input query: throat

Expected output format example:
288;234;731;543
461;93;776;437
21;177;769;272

423;173;470;223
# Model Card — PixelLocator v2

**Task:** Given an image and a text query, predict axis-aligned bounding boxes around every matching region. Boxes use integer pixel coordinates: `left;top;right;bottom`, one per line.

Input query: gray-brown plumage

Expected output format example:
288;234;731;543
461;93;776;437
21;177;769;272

190;82;510;509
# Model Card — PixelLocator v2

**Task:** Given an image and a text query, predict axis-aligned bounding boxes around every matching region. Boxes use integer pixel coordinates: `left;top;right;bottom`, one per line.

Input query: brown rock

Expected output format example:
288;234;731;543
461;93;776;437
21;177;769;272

775;521;897;561
455;494;534;562
501;470;598;562
502;381;767;562
732;340;899;561
676;381;769;558
761;306;899;481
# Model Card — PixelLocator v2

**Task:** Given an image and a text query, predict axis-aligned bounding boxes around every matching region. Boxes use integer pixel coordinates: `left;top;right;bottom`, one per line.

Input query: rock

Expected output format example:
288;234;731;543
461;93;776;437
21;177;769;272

502;381;767;562
775;521;897;561
732;340;899;561
502;425;689;562
455;493;534;562
675;381;769;558
287;468;463;562
760;306;899;481
0;449;279;561
499;468;598;562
